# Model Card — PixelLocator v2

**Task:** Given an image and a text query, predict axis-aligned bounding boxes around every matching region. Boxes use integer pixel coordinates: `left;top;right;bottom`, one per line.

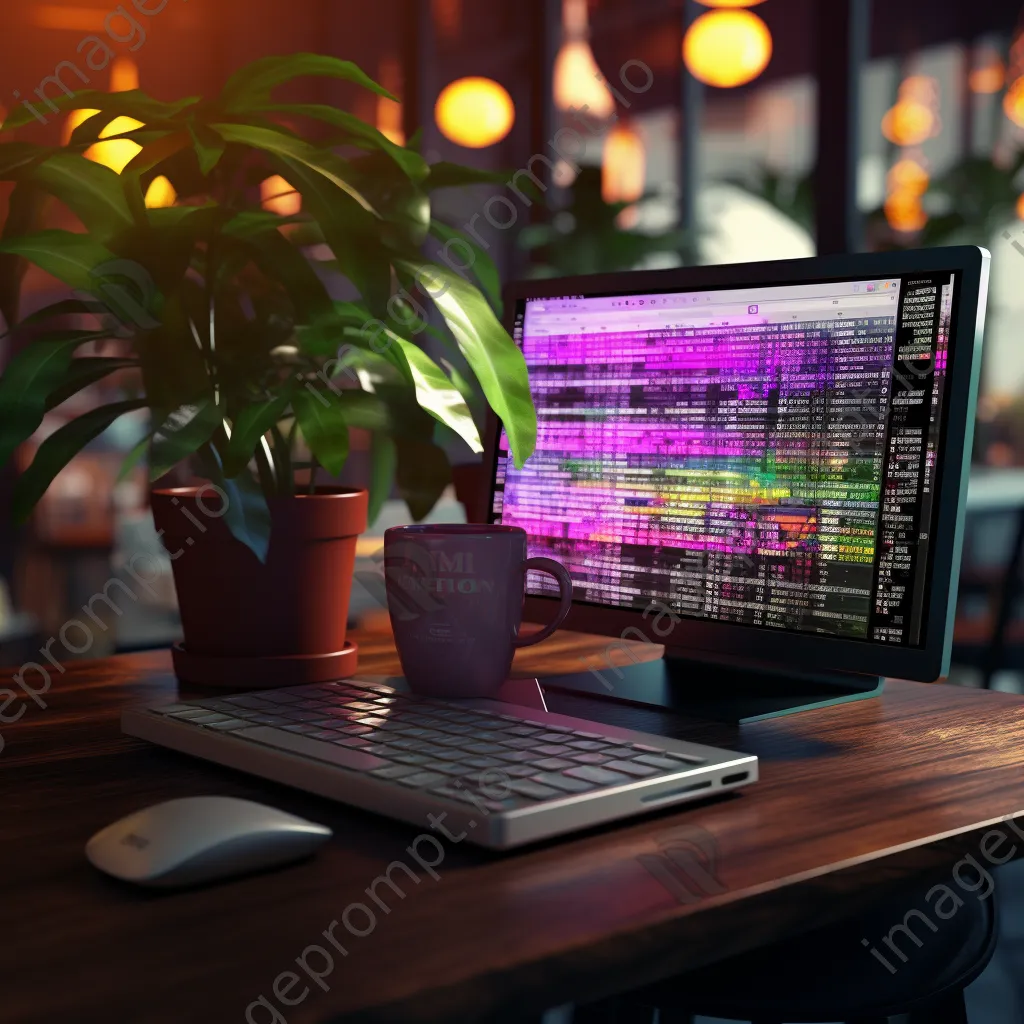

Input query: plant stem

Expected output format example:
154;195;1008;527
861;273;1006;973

270;423;290;497
254;440;276;500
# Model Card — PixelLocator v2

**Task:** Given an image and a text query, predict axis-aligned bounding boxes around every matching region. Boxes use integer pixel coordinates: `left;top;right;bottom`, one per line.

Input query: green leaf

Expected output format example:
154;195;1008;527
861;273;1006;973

273;155;390;317
348;150;430;249
386;329;481;453
220;218;334;324
46;356;138;410
0;331;109;465
12;399;144;522
188;122;227;176
218;54;393;112
197;449;271;563
292;387;350;476
368;433;396;524
0;141;48;175
224;393;291;477
8;297;108;331
395;437;450;521
429;219;502;313
2;90;198;133
117;434;150;483
26;152;134;240
0;181;47;328
211;123;377;214
259;103;427;181
0;230;119;293
395;258;535;467
150;397;222;480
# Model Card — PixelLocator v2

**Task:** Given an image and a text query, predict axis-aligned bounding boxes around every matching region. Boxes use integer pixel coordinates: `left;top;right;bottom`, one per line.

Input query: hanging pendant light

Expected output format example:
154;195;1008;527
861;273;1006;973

435;77;515;148
683;7;773;88
553;0;615;117
602;122;645;228
376;56;405;146
81;57;142;172
261;175;302;217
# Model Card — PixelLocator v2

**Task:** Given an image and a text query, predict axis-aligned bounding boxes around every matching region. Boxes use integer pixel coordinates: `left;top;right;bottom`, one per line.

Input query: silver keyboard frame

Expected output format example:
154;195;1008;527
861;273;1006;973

122;689;758;850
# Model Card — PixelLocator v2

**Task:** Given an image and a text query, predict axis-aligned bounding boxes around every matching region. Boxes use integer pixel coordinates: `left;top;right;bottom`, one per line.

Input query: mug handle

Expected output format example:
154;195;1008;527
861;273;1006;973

513;557;574;648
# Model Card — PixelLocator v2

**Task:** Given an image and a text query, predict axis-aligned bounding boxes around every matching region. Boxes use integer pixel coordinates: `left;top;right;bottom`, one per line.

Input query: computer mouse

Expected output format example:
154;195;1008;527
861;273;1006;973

85;795;332;888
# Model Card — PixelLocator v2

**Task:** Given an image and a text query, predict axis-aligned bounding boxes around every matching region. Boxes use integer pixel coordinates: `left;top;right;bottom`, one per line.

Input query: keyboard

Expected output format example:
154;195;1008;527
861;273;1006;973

122;678;758;849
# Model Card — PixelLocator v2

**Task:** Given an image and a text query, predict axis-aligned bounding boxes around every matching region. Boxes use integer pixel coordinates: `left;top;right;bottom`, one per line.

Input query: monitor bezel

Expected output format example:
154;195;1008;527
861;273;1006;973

485;246;989;682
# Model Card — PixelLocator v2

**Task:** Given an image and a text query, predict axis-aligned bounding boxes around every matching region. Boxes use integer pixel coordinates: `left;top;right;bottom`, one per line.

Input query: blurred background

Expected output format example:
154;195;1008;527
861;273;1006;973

4;0;1024;691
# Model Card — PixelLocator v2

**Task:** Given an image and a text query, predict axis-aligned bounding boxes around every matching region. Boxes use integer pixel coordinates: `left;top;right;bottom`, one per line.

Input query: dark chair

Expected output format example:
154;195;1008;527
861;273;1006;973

573;873;998;1024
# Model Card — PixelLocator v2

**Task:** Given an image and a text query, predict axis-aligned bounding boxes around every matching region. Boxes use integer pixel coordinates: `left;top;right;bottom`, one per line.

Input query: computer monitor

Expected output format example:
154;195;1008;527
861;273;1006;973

486;248;989;722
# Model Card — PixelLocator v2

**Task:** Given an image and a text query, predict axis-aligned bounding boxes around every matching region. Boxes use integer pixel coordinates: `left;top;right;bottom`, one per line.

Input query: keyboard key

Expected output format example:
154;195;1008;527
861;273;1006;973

495;750;538;763
633;754;690;771
236;727;388;770
603;747;637;759
282;724;321;734
464;743;506;755
507;780;561;800
194;699;245;712
390;752;432;766
419;761;465;775
563;765;632;786
663;751;706;764
532;757;575;771
362;745;404;759
605;759;659;777
537;732;571;743
186;713;234;725
244;713;294;726
166;707;213;720
398;772;447;788
202;718;251;731
503;765;541;778
573;731;604;739
535;744;574;757
279;711;323;723
539;724;573;733
223;696;277;710
632;743;665;754
463;756;504;769
369;764;421;780
501;737;537;750
570;752;613;765
506;726;542;737
531;772;594;793
567;739;608;752
345;701;381;712
482;798;522;812
334;736;375;749
360;683;397;694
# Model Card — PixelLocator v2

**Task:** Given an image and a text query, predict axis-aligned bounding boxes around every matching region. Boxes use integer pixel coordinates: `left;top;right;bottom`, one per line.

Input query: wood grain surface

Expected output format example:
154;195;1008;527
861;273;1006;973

2;623;1024;1023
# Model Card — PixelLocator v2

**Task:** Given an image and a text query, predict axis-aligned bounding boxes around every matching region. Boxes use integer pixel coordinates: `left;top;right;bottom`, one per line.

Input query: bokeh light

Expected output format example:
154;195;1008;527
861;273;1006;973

435;77;515;148
683;9;773;89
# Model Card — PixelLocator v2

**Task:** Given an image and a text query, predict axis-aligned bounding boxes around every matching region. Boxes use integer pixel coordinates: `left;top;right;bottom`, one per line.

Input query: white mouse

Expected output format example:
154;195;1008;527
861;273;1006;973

85;796;332;888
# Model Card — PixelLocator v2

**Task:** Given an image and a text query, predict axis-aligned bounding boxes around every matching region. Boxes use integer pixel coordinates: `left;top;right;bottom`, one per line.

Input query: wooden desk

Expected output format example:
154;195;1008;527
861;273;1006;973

4;628;1024;1024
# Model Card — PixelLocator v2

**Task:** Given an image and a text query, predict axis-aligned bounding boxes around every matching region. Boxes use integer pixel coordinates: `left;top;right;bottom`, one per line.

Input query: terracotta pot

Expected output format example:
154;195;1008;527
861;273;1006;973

151;486;368;688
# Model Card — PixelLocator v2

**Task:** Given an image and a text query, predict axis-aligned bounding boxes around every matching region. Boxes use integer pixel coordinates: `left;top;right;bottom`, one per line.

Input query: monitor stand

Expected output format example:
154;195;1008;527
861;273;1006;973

538;654;884;725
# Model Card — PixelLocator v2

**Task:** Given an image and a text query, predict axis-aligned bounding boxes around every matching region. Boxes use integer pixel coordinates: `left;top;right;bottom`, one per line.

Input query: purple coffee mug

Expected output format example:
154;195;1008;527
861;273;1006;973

383;524;573;698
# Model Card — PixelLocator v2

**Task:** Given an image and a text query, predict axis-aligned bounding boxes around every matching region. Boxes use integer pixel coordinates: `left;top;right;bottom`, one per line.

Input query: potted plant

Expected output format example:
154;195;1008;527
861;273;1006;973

0;54;536;686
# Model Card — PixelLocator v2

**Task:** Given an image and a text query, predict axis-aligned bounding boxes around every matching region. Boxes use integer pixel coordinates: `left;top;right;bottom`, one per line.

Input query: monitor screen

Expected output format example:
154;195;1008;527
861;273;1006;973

491;272;959;648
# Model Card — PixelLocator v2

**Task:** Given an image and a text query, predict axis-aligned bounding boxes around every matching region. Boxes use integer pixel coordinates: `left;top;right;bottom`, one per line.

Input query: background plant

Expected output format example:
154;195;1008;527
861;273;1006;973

0;54;536;559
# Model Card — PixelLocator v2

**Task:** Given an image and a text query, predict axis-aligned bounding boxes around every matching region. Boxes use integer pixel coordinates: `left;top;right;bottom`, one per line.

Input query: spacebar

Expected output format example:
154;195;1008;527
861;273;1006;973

235;727;388;771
